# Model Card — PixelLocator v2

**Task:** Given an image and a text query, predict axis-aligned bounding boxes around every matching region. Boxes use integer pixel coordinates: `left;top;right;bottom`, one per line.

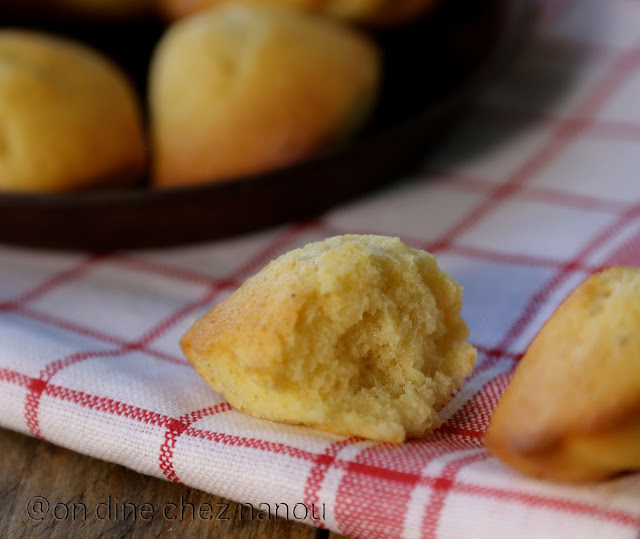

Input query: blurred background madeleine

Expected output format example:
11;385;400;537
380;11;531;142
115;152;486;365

149;3;381;188
0;30;146;193
156;0;440;26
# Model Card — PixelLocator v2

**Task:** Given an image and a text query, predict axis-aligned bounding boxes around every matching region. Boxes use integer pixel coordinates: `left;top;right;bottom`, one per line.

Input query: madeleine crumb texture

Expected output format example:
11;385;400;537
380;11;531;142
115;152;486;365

181;234;476;442
485;266;640;482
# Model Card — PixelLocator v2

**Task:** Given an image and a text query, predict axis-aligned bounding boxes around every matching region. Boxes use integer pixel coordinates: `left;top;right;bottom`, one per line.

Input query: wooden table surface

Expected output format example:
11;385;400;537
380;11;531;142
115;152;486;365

0;427;342;538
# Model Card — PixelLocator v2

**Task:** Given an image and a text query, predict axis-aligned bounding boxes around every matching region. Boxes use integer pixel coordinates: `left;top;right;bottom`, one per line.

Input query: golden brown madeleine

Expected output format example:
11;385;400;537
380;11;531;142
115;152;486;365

156;0;438;26
181;235;476;442
149;3;380;187
485;266;640;482
0;31;146;192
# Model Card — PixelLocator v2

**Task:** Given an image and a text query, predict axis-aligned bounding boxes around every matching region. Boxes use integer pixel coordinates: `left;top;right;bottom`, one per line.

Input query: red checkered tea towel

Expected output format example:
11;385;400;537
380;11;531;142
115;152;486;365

2;0;640;537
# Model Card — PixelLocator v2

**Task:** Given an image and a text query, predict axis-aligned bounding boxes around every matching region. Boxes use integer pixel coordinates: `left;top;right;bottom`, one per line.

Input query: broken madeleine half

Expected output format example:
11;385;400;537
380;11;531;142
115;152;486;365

485;266;640;482
181;235;476;442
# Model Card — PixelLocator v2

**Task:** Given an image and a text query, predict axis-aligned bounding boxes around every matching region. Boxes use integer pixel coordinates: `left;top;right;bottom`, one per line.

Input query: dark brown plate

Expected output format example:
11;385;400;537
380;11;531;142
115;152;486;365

0;0;535;251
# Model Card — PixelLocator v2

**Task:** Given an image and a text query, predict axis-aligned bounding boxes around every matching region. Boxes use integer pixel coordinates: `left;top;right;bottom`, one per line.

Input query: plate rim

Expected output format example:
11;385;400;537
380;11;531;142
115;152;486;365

0;0;537;247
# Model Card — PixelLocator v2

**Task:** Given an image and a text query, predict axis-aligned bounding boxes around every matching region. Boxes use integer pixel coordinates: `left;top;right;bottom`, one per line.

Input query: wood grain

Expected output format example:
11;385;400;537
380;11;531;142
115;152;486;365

0;428;340;539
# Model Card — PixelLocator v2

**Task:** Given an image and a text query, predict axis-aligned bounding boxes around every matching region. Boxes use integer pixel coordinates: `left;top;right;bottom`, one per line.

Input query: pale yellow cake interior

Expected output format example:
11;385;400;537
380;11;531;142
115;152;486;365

182;235;476;442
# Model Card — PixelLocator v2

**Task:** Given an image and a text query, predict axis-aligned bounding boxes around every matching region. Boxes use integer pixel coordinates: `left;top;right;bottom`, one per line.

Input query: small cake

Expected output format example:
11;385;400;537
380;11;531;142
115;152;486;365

181;235;477;442
0;31;146;192
149;3;381;187
485;267;640;482
157;0;439;26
